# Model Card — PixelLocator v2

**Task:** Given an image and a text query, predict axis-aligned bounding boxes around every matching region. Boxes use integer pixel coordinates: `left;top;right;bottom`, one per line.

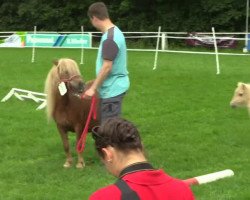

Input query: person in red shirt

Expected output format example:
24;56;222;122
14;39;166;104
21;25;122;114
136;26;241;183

89;117;195;200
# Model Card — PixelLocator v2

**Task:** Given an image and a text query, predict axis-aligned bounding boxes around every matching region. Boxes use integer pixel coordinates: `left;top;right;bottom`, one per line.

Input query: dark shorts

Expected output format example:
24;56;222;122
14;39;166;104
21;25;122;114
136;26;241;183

100;93;125;123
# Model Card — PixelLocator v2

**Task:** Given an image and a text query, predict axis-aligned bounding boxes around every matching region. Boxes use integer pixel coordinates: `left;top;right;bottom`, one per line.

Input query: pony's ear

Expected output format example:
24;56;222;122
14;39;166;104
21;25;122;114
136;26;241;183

53;59;59;66
238;82;247;90
242;83;247;90
237;82;243;87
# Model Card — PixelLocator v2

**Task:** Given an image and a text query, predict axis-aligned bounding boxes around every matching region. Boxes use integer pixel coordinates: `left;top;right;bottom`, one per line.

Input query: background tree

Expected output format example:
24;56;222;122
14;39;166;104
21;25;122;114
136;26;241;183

0;0;247;32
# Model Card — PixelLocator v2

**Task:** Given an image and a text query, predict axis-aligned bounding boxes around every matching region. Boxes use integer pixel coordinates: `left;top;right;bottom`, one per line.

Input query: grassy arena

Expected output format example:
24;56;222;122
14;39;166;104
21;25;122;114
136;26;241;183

0;48;250;200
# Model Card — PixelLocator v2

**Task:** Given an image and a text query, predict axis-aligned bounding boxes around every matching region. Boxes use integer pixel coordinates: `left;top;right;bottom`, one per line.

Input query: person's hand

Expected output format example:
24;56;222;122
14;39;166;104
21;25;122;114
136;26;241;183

82;88;95;99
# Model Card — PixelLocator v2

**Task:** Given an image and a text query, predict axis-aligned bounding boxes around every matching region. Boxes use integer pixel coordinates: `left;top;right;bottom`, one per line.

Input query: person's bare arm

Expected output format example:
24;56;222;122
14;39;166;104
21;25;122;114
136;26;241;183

84;59;112;97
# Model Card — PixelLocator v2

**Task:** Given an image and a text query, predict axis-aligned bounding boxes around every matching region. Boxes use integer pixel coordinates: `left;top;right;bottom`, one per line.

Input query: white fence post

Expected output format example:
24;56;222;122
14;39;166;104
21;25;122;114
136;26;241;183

153;26;161;70
80;25;84;65
245;0;249;51
212;27;220;75
161;32;169;50
31;26;37;63
161;32;165;50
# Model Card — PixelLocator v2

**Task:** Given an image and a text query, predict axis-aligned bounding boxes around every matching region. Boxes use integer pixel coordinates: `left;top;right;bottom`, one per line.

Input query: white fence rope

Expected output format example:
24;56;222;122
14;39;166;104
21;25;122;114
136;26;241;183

0;31;249;43
0;31;248;49
1;34;246;40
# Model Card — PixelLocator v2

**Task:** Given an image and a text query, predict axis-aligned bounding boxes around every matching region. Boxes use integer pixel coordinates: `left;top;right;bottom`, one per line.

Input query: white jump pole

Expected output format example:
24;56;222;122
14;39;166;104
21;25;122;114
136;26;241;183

184;169;234;186
80;25;84;65
31;26;37;63
153;26;161;70
212;27;220;75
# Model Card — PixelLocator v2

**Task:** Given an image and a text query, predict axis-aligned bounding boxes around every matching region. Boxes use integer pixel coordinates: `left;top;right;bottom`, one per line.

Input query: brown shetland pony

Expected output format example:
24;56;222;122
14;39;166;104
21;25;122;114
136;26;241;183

44;58;99;168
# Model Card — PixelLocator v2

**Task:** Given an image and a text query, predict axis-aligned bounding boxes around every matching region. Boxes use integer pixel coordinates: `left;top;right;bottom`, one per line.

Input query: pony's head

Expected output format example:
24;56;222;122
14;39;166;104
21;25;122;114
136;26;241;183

44;58;85;119
55;58;85;95
230;82;250;108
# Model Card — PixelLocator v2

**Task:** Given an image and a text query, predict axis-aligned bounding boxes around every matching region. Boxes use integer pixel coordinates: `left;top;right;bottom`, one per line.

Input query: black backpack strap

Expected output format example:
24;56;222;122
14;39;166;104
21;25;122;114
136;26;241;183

115;162;154;200
115;179;140;200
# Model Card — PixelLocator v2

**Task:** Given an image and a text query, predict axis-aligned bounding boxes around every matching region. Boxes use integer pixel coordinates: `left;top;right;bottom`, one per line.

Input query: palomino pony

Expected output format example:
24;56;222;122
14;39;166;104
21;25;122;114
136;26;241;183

230;82;250;112
44;58;99;168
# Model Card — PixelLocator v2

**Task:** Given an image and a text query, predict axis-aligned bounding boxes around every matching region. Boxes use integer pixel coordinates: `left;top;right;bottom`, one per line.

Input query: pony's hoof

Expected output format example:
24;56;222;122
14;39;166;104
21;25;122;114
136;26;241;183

63;161;72;168
76;162;85;169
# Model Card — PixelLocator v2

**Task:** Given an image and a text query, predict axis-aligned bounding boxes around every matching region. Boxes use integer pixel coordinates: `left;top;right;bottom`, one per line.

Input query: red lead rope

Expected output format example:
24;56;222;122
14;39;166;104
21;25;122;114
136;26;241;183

76;95;97;153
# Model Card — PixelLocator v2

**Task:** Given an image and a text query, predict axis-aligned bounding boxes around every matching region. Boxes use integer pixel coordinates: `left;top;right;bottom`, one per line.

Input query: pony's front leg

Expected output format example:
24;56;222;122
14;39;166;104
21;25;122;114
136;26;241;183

75;129;85;169
76;152;85;169
57;126;73;168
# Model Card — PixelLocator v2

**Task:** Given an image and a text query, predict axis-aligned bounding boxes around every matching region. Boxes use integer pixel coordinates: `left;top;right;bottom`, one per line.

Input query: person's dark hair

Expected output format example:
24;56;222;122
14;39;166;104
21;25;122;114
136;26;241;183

88;2;109;20
92;117;143;158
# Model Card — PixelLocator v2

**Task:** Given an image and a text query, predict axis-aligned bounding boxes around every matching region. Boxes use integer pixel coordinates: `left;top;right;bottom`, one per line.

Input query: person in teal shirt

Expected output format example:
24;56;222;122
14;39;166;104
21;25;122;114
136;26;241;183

84;2;130;123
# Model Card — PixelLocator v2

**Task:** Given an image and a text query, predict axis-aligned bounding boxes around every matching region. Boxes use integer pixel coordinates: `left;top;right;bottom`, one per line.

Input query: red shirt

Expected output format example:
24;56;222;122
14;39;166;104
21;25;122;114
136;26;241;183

89;169;195;200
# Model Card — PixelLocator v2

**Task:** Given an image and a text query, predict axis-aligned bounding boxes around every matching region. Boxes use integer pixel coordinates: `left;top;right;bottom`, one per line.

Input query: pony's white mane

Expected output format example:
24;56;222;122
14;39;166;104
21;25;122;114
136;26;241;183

44;58;81;120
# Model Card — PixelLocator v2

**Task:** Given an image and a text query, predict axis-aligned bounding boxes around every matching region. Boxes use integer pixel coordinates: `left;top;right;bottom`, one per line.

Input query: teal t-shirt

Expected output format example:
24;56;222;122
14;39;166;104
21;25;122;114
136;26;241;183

96;26;130;99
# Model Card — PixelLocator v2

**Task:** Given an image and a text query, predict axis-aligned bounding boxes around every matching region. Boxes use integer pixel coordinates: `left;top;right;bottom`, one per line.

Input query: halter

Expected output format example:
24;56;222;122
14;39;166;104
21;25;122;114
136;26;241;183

56;63;82;84
58;74;83;94
60;74;82;83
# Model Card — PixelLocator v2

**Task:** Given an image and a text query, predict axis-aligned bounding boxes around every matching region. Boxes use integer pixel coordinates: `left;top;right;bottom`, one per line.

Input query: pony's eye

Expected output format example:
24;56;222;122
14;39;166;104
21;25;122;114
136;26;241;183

239;93;243;96
60;70;69;77
65;71;69;76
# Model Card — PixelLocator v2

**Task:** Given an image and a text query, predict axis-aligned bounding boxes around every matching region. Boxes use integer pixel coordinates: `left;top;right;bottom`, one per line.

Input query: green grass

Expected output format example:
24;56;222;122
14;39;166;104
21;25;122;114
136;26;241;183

0;48;250;199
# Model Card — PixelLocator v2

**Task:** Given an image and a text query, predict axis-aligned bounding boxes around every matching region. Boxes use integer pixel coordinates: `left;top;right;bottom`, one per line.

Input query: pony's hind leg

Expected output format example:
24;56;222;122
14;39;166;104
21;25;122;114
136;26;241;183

57;126;73;168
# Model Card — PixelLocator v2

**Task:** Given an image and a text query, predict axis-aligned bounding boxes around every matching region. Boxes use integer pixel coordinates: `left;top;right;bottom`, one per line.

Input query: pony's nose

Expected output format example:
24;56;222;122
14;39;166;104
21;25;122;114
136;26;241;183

230;102;236;108
78;82;85;93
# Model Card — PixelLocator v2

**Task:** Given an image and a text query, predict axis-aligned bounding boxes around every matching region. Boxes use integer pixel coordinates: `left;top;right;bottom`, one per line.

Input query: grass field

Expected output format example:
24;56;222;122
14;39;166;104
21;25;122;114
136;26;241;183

0;47;250;200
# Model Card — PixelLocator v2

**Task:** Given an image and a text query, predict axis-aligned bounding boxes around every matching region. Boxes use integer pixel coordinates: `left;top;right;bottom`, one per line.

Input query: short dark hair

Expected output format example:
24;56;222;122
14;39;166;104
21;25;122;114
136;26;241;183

92;117;143;158
88;2;109;20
